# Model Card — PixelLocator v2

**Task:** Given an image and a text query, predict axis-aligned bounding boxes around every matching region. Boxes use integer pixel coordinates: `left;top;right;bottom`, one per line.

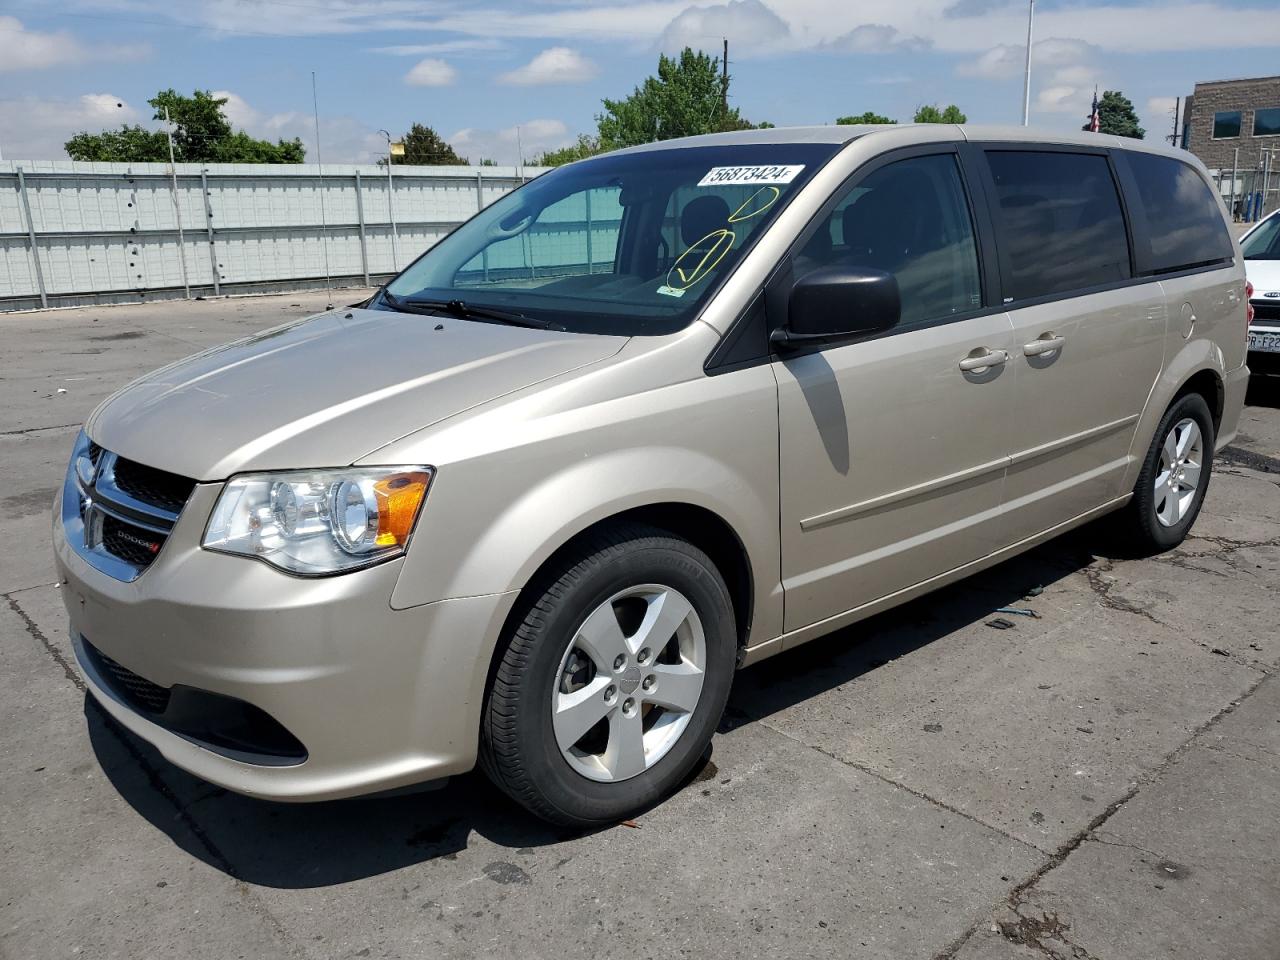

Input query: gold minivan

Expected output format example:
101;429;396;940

54;125;1249;825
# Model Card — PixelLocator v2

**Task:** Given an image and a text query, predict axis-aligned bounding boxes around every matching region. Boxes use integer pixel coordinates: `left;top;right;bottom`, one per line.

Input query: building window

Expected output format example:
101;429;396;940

1254;107;1280;137
1213;111;1242;139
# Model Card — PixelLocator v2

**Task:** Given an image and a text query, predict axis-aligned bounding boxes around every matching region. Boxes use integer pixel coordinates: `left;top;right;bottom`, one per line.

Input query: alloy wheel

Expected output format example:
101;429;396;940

552;584;706;782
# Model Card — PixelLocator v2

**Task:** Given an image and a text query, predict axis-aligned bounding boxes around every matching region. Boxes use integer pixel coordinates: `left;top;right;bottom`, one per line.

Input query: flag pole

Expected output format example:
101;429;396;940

1021;0;1035;126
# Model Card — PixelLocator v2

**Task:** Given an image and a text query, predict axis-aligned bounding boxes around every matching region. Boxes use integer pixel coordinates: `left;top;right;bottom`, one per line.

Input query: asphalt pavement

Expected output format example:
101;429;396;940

2;289;1278;960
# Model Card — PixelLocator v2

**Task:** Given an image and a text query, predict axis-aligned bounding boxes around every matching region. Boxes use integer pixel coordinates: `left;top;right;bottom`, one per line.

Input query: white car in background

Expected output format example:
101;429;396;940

1243;209;1280;375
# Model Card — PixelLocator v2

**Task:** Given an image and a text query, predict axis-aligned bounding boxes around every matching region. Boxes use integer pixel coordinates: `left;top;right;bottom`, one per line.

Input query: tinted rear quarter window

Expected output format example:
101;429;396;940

984;150;1131;302
1121;152;1233;274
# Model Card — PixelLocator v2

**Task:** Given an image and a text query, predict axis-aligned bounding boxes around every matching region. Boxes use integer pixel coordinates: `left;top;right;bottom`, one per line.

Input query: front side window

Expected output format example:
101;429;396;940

381;143;838;336
1254;107;1280;138
1213;111;1242;139
1122;152;1233;273
985;151;1131;302
794;153;982;327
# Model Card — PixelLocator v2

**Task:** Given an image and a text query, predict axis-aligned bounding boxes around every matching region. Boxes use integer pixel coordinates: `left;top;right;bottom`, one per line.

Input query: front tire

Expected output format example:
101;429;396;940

480;523;736;827
1123;392;1215;552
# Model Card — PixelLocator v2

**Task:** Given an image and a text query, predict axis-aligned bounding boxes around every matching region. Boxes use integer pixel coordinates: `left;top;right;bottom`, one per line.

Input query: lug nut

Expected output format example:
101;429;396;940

642;675;656;691
613;654;626;671
622;697;635;713
604;684;617;701
637;648;651;664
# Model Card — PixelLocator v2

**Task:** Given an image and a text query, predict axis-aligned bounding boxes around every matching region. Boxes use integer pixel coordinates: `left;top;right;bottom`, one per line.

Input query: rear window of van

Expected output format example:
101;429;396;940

1121;153;1233;274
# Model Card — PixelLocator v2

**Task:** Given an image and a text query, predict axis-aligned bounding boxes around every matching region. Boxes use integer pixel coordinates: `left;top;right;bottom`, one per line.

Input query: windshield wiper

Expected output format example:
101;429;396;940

382;290;563;330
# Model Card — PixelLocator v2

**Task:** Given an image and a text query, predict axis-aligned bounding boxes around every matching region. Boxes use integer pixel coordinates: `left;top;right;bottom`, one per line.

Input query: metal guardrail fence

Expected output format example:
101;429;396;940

0;160;548;312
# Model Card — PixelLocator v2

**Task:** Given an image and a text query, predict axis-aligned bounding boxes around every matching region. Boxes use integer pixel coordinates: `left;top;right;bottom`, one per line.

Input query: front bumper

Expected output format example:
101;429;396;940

54;482;518;801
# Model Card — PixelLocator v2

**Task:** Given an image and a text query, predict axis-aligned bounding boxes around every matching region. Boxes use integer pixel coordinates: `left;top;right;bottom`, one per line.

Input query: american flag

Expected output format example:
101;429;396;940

1087;88;1101;133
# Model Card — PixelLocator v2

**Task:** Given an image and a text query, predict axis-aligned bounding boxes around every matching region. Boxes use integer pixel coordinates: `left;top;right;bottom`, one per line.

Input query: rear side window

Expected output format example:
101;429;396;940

1122;152;1233;273
984;151;1131;302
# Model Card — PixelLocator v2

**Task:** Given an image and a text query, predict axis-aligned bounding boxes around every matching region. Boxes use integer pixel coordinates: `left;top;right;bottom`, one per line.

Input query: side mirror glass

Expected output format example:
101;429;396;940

773;266;900;349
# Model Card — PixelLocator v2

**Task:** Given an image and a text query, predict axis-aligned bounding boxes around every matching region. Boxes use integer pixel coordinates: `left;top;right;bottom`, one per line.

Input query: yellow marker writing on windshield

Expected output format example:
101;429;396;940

666;229;735;291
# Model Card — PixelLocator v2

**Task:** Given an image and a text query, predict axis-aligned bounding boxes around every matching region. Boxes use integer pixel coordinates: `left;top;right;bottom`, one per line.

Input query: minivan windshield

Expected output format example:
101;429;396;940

1242;213;1280;260
378;143;839;335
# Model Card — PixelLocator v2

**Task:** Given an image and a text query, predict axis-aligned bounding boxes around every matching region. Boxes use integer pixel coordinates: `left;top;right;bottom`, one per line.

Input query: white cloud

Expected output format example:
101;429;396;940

659;0;790;55
367;39;502;56
0;93;139;159
211;90;387;163
450;118;571;166
0;15;149;72
46;0;1280;54
957;36;1102;117
498;47;598;86
824;24;930;54
404;58;458;87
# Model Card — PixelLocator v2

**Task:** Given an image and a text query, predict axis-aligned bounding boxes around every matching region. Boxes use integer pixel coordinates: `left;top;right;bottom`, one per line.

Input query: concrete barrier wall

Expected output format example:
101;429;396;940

0;161;550;312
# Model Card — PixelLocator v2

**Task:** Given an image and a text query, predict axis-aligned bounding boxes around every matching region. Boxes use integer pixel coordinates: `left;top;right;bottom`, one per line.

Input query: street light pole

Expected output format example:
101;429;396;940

379;129;399;270
164;106;191;299
1021;0;1035;126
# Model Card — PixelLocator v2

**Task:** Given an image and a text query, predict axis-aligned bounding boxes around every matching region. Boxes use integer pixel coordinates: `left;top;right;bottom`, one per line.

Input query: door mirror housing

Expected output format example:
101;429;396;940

771;266;901;350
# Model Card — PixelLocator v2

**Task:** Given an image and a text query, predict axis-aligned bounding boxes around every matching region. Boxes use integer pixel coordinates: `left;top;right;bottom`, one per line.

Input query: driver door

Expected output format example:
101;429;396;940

775;148;1018;633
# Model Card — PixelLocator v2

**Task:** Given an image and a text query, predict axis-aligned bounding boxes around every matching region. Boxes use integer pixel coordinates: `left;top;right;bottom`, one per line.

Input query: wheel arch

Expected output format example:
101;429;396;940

493;501;755;659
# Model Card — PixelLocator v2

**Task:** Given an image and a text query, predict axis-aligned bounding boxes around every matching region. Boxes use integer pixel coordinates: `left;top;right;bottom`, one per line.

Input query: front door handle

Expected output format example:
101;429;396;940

1023;334;1066;357
958;349;1009;372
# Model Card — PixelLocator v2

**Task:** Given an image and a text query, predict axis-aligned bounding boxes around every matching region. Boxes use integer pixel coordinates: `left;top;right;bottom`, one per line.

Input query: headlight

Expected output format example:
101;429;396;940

202;467;432;575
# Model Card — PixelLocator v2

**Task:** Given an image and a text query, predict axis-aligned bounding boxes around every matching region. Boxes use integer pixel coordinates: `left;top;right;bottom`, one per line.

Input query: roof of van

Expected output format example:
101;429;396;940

613;124;1193;162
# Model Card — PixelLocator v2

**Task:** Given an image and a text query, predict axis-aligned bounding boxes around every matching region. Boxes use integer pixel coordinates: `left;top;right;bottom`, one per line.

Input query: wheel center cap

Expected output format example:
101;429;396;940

618;665;642;694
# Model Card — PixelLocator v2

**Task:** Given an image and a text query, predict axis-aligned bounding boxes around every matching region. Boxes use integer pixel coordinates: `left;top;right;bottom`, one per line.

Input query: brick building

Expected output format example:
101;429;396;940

1181;75;1280;216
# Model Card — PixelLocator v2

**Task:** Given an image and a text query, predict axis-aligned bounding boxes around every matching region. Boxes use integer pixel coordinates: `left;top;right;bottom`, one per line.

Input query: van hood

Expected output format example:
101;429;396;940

87;308;627;481
1245;258;1280;298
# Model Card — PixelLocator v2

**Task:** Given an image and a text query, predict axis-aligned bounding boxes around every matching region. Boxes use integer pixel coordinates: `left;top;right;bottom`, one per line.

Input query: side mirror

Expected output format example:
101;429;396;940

771;266;900;350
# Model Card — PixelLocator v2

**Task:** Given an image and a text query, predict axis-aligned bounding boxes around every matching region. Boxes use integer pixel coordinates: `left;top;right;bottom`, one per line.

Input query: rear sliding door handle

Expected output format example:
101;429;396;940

1023;334;1066;357
958;349;1009;372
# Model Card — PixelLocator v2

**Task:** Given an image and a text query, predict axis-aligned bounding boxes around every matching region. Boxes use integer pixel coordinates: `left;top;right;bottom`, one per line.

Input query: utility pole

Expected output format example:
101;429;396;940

1168;97;1180;147
1021;0;1035;126
163;106;191;300
721;37;729;119
378;129;399;270
311;72;333;308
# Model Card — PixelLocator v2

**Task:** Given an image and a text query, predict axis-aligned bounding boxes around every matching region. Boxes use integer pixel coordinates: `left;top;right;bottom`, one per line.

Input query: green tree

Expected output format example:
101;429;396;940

596;47;758;150
389;122;469;165
65;89;305;162
64;125;169;162
533;134;605;167
837;111;897;125
1085;90;1144;139
914;104;967;123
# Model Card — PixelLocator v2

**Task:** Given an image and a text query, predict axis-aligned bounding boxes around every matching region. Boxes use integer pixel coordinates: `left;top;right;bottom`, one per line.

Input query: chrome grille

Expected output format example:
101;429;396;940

62;436;196;582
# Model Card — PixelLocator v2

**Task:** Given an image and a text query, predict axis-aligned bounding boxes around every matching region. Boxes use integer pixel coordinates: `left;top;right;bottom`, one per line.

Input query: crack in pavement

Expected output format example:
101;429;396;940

1079;557;1163;625
0;421;82;437
6;591;84;692
933;670;1274;960
997;908;1105;960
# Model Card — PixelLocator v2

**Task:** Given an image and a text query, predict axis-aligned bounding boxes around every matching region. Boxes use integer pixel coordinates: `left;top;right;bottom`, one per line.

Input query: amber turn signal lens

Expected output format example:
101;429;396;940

372;471;432;547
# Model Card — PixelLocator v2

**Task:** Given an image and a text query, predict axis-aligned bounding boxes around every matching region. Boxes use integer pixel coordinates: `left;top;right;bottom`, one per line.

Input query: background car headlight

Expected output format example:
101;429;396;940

202;467;432;575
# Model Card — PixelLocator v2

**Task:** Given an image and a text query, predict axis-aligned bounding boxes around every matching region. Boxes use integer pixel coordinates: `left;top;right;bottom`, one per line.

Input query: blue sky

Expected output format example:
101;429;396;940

1;0;1278;164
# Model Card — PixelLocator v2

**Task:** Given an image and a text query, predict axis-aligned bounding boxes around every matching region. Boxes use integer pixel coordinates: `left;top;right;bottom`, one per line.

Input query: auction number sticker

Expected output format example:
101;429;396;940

698;164;804;187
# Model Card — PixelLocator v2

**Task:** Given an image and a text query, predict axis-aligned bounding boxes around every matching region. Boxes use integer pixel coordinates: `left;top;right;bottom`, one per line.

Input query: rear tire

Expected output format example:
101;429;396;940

1123;392;1214;553
479;523;736;827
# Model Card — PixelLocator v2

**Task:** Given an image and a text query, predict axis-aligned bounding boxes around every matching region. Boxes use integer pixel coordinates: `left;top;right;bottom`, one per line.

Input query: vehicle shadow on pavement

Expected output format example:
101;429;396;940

1245;374;1280;408
87;700;582;889
720;528;1102;734
88;527;1104;889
